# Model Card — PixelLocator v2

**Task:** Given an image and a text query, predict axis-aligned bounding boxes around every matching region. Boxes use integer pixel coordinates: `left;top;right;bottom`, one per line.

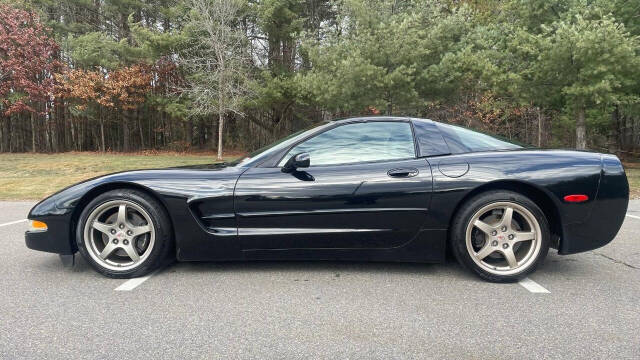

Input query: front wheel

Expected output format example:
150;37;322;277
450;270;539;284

76;189;173;278
451;191;550;282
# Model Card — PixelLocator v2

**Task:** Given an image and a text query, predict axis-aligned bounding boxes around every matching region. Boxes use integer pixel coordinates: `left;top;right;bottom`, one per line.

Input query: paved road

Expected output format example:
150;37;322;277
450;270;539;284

1;201;639;359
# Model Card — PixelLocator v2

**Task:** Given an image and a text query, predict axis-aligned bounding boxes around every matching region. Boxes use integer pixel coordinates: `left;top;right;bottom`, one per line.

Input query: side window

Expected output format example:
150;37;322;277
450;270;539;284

437;123;522;153
411;120;450;157
279;122;416;167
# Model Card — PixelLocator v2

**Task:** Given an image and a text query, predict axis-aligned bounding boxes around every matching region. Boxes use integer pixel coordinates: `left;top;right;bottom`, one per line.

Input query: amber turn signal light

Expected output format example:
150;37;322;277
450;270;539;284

563;194;589;203
29;220;48;231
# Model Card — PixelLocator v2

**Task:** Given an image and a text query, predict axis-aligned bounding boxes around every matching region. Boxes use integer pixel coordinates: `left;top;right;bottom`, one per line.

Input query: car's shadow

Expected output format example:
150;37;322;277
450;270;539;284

36;253;93;273
41;249;589;281
536;251;590;275
174;259;455;276
172;249;588;276
55;253;475;279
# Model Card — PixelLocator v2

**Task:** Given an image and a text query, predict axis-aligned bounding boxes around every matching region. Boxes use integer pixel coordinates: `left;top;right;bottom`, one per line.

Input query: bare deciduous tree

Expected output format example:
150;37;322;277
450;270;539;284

180;0;251;160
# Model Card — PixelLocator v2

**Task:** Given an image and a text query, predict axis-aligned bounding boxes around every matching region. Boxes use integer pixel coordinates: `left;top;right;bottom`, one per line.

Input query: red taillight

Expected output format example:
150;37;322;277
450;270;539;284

564;194;589;203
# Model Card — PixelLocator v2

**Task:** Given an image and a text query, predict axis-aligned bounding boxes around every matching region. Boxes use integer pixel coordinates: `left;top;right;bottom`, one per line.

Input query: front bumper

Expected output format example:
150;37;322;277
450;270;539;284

25;216;76;255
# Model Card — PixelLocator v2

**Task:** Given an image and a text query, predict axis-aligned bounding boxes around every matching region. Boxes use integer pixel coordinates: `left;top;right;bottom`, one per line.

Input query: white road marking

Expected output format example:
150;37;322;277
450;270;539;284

115;270;158;291
626;214;640;220
519;277;550;293
0;219;27;227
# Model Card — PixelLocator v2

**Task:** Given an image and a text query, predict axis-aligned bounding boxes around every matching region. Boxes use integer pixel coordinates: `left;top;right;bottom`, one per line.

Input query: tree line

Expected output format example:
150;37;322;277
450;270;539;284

1;0;640;159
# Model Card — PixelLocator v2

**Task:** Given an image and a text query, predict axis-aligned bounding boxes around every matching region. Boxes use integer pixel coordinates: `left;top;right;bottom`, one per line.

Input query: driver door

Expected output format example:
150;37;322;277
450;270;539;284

234;120;433;250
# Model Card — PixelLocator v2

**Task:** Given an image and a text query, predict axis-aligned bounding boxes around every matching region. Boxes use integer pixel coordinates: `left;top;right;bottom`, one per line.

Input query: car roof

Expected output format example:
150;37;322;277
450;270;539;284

331;116;436;124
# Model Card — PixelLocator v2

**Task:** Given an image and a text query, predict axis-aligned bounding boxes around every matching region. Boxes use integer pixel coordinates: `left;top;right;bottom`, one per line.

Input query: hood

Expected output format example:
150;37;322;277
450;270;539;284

167;162;232;170
29;164;247;214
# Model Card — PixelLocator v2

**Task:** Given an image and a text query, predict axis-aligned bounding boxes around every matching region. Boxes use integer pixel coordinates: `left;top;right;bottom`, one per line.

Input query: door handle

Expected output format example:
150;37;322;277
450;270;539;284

387;168;419;178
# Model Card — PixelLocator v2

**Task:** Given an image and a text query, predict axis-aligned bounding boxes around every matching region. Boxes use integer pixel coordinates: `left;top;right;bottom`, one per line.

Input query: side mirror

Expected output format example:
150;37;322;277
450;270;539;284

282;152;310;173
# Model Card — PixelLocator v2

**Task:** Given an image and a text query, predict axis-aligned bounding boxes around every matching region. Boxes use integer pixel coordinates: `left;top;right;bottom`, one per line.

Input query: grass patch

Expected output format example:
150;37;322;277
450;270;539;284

624;161;640;200
1;152;638;201
0;152;238;200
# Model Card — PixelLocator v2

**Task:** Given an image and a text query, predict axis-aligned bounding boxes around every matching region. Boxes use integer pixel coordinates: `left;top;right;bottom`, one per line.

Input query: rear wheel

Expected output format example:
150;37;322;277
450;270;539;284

451;191;550;282
76;189;173;278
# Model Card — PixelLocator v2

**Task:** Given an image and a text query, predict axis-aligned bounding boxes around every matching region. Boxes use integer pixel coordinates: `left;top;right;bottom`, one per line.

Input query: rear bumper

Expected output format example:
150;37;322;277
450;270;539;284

559;154;629;254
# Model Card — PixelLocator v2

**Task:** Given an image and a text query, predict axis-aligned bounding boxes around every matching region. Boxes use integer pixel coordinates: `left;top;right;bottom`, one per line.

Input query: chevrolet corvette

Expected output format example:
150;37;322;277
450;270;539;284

25;117;629;282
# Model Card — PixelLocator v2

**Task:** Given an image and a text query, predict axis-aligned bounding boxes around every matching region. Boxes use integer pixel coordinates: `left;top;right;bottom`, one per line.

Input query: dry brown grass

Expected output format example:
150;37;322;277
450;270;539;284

1;152;638;200
623;161;640;200
0;152;239;200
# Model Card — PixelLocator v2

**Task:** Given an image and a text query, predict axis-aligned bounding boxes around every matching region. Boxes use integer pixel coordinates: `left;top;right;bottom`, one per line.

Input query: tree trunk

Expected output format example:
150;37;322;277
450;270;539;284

70;117;76;151
608;105;619;154
185;118;193;146
78;118;82;151
30;112;37;152
100;117;106;153
210;116;216;150
122;112;130;152
575;106;587;150
268;35;280;71
150;111;154;149
282;37;295;72
50;108;58;153
3;117;12;152
537;107;543;148
138;111;144;149
139;119;145;149
16;114;23;152
44;118;51;153
217;63;225;161
166;113;172;146
217;113;224;160
92;0;100;28
200;118;207;149
0;118;6;153
624;113;632;149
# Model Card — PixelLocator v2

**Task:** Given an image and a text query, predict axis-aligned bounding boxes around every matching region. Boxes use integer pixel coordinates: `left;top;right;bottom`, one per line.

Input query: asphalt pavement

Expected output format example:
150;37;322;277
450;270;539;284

1;200;639;359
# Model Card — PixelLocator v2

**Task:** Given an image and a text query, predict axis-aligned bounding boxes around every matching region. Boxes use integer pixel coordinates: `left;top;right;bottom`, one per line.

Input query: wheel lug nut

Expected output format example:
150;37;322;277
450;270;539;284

119;224;125;229
123;239;129;245
502;243;509;249
491;240;498;246
127;230;133;236
112;239;118;244
508;234;514;240
110;229;116;234
501;226;507;232
491;230;497;236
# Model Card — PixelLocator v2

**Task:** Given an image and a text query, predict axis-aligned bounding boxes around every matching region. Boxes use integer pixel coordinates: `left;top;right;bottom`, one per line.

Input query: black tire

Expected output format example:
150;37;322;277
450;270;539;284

76;189;174;278
450;190;550;283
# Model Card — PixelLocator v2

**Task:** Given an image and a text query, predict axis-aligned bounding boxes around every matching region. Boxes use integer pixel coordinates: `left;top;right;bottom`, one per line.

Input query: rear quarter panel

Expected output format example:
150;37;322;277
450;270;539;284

560;154;628;254
424;149;603;233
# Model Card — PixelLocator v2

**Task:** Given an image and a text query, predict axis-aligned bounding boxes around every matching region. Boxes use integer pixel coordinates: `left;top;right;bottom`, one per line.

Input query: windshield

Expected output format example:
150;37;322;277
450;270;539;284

230;122;331;167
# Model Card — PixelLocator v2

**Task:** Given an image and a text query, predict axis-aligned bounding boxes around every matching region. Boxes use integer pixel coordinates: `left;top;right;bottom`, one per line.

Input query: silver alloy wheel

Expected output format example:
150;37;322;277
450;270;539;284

83;200;155;271
465;201;542;276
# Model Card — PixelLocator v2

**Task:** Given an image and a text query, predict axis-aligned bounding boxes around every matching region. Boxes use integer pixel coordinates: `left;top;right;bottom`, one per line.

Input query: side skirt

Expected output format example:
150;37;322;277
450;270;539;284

239;229;447;263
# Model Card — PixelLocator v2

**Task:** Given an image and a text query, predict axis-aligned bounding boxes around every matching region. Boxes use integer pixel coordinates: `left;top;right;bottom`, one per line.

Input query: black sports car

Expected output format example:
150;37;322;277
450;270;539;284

25;117;629;282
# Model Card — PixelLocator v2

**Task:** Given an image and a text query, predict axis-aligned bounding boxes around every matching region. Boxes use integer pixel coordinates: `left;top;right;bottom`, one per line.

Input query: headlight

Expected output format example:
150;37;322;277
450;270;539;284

29;220;48;231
